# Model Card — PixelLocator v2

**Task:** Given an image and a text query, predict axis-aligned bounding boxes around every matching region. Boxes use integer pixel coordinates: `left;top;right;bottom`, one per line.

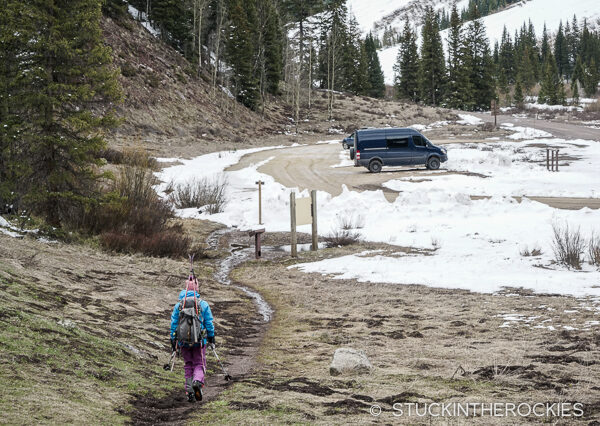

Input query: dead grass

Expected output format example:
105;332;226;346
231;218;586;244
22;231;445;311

170;176;228;213
589;233;600;268
193;244;600;424
0;227;251;424
552;222;585;269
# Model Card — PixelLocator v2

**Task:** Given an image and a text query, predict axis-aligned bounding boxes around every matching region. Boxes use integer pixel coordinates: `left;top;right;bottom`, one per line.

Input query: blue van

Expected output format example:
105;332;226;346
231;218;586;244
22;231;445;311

351;128;447;173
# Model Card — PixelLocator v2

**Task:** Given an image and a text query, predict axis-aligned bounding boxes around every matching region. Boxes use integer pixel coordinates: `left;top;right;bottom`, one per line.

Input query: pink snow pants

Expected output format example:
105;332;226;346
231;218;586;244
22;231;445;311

181;345;206;392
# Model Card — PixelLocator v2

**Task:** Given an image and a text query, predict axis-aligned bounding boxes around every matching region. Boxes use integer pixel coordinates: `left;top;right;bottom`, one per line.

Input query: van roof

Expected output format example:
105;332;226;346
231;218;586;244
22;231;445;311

356;127;420;135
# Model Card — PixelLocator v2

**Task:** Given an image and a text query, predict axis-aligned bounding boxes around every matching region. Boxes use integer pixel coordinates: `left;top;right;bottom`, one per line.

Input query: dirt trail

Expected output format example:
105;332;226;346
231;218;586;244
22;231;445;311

129;231;274;425
228;143;600;209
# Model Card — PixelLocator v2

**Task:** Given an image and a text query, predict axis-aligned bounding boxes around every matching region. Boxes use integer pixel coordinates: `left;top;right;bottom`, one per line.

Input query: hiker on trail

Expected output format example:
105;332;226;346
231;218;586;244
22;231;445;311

170;276;215;403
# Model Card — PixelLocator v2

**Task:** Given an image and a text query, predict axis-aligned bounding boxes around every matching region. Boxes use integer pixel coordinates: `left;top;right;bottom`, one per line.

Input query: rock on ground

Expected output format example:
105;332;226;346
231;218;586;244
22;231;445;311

329;348;372;376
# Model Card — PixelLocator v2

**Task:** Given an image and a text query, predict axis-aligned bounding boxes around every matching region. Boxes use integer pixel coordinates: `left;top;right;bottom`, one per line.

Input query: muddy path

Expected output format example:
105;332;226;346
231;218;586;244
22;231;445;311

129;229;277;425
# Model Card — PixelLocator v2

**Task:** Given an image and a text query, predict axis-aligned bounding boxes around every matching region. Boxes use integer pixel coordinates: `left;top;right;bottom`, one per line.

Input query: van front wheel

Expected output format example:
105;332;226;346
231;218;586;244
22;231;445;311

369;160;382;173
427;157;440;170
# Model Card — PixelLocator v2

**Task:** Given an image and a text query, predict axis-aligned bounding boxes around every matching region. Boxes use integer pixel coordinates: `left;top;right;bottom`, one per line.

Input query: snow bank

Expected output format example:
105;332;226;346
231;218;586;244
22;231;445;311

157;131;600;298
457;114;483;125
384;138;600;198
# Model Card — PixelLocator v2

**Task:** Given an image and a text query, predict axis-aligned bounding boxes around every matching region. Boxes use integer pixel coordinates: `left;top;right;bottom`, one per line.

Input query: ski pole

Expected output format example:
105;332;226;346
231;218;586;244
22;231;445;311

210;346;232;381
163;350;176;372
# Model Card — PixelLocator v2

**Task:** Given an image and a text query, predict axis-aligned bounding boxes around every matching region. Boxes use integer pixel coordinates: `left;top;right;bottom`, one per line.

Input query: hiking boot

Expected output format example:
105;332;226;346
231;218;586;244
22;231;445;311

192;380;203;401
187;392;195;403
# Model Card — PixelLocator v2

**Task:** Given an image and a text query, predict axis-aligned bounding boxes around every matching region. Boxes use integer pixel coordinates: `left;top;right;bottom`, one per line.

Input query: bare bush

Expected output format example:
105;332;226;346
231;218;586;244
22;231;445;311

323;228;361;248
520;245;543;257
170;176;228;214
101;227;190;258
337;214;365;230
552;222;585;269
589;233;600;267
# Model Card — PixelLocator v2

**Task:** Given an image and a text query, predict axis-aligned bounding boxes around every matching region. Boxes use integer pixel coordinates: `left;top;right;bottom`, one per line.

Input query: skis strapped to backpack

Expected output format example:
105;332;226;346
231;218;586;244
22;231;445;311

176;254;207;347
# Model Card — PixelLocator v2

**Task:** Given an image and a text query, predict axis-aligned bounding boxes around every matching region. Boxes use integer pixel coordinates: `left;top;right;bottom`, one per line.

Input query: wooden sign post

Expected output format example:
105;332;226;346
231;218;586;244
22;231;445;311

491;99;498;128
256;180;265;225
311;190;318;251
290;192;297;257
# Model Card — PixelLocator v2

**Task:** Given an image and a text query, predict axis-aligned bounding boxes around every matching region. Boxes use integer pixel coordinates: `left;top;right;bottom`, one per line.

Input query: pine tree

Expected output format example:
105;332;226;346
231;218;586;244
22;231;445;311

3;0;123;225
571;79;580;105
151;0;193;57
463;12;494;110
554;21;569;78
226;0;260;110
583;58;599;97
445;3;471;109
513;76;524;107
365;32;385;98
393;18;419;102
538;52;561;105
419;6;446;105
540;23;550;66
261;0;283;96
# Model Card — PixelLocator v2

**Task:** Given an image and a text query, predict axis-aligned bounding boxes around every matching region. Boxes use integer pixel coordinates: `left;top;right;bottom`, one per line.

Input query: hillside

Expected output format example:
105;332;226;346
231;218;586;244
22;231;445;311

100;15;288;157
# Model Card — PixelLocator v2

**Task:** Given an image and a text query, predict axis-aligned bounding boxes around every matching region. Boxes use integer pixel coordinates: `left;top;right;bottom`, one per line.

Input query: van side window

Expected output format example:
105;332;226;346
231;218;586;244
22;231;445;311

413;135;426;147
387;137;410;149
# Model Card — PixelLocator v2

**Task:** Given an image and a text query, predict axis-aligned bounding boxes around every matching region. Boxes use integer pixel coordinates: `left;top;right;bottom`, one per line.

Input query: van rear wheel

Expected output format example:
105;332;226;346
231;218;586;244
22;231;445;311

427;157;440;170
369;160;382;173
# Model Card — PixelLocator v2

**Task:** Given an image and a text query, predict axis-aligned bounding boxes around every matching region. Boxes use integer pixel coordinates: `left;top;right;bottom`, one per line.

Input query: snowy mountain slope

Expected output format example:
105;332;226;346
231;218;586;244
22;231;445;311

373;0;600;85
348;0;468;34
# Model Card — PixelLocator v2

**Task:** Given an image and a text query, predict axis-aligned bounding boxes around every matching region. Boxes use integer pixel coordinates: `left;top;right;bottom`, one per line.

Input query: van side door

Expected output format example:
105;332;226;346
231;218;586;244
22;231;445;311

386;136;412;166
411;134;429;164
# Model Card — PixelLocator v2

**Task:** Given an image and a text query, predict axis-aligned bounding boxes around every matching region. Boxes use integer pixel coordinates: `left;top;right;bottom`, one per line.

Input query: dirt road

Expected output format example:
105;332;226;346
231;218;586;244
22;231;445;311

228;142;600;209
472;111;600;140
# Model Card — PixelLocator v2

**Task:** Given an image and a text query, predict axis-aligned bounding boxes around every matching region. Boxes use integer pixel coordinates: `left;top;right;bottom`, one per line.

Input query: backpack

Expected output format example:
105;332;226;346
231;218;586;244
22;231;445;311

176;297;206;347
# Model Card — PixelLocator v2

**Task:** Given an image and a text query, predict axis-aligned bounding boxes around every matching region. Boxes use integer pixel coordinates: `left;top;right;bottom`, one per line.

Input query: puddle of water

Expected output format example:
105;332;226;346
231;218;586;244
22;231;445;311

209;230;273;322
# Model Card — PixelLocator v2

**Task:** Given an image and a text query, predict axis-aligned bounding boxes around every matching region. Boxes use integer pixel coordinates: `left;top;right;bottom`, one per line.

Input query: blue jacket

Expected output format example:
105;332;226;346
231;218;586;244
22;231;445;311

170;290;215;346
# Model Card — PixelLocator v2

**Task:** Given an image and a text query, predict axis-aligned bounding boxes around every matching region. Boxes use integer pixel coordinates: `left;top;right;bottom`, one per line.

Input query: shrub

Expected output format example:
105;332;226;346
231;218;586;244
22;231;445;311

101;227;190;258
589;233;600;267
323;228;361;248
170;176;228;214
520;245;543;257
338;214;365;230
552;222;585;269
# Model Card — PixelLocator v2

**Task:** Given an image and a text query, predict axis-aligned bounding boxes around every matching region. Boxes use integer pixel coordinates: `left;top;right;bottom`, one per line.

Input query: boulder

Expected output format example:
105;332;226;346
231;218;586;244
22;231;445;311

329;348;372;376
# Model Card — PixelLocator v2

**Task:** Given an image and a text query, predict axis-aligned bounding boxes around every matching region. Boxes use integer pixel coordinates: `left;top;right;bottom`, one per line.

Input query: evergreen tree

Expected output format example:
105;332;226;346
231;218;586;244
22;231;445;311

2;0;123;225
538;52;561;105
583;58;599;97
463;13;494;109
419;6;446;105
226;0;260;110
571;79;580;105
102;0;128;19
393;18;419;102
445;3;471;109
554;21;569;78
260;0;283;96
540;23;550;66
365;33;386;98
513;76;524;107
151;0;193;57
498;26;515;83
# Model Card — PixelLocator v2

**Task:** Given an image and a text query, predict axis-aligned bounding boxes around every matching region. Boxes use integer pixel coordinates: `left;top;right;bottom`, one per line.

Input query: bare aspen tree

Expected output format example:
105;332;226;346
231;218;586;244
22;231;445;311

212;0;225;96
